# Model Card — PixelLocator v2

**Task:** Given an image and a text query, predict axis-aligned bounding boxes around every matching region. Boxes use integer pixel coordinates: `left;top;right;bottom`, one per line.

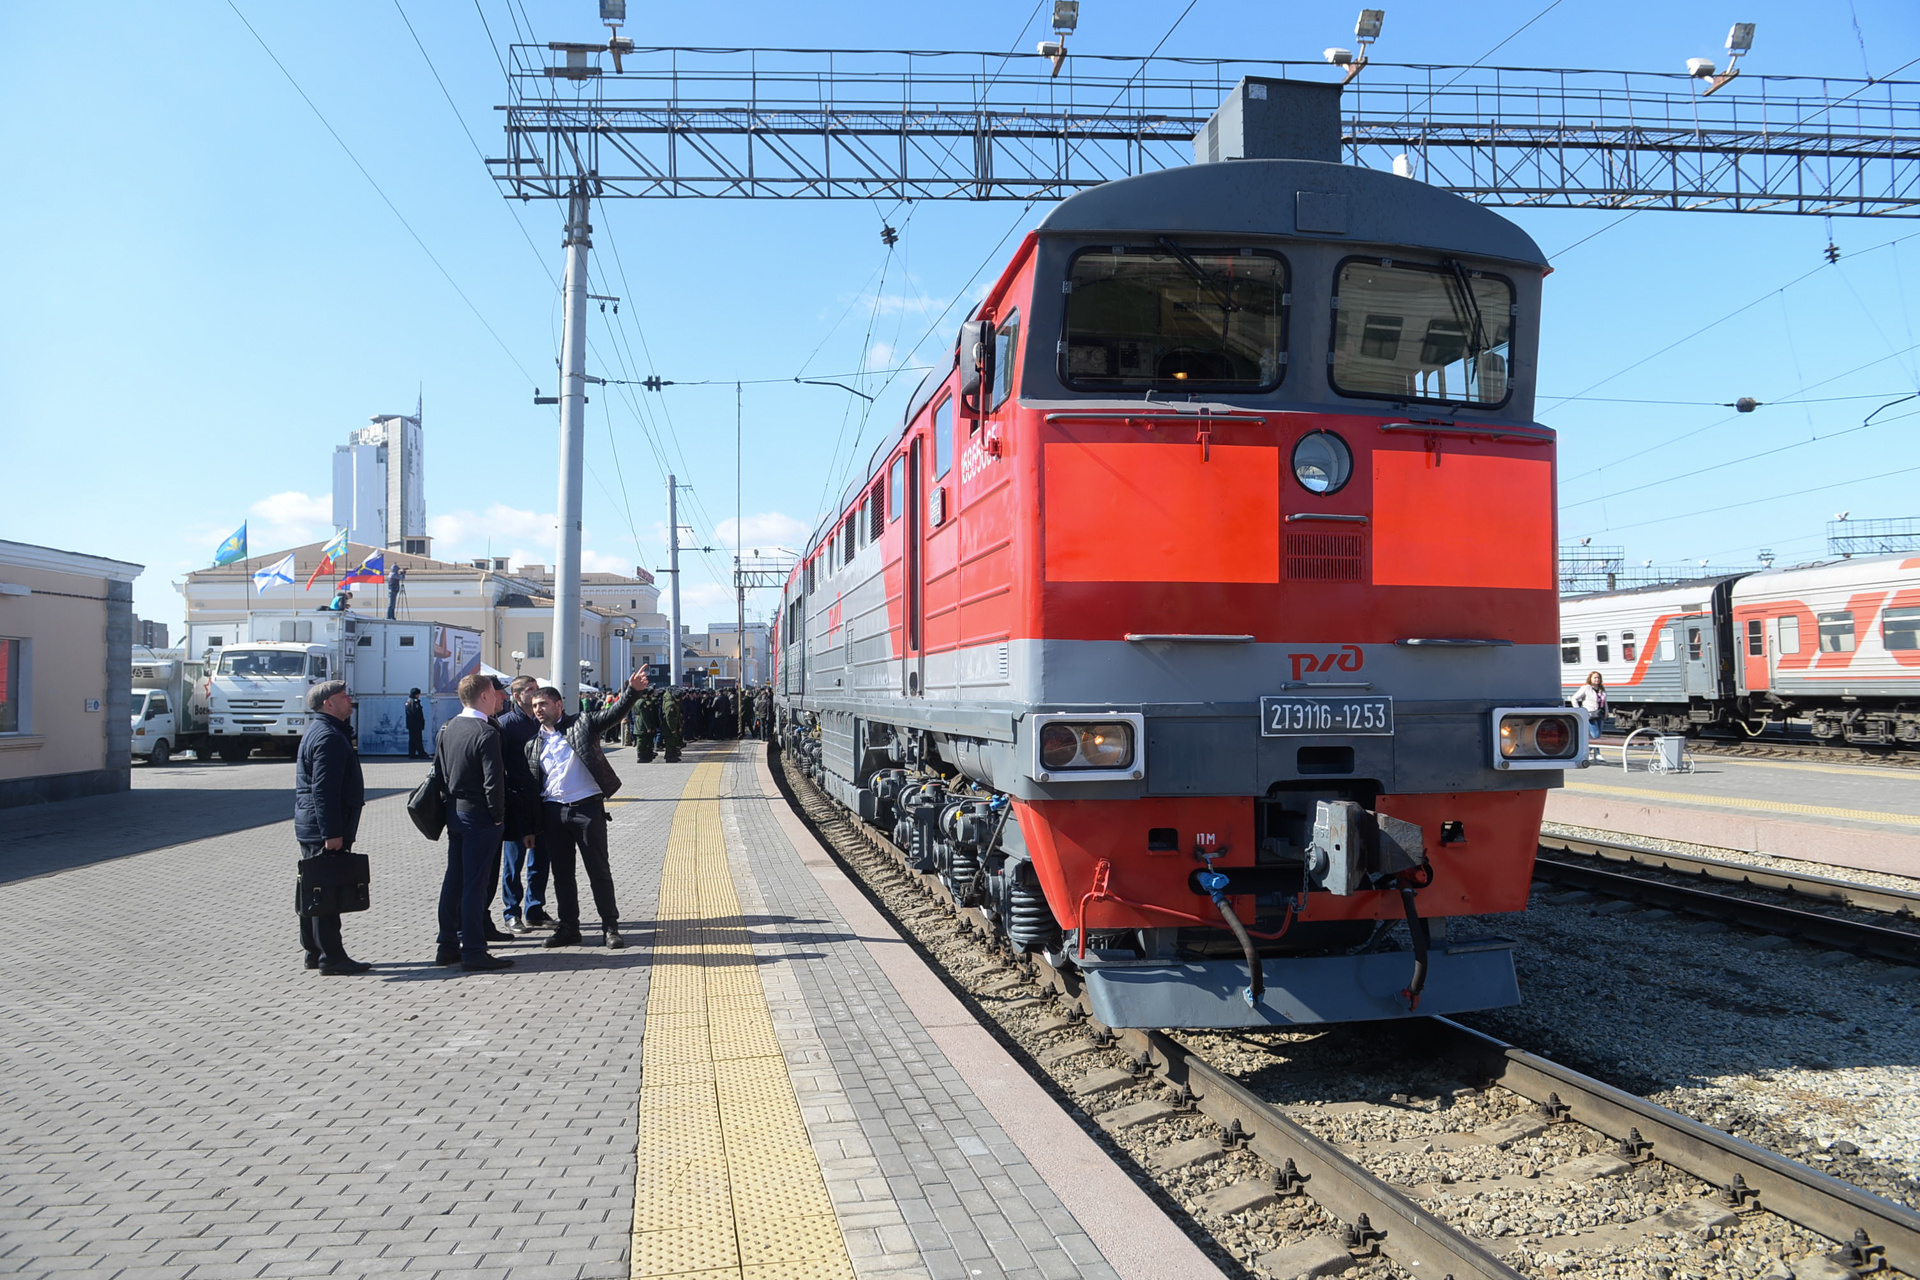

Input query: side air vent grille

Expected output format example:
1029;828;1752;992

1286;532;1366;583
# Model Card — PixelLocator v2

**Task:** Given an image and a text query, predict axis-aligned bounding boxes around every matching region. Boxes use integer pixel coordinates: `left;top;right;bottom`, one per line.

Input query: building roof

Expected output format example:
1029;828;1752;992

1;539;144;581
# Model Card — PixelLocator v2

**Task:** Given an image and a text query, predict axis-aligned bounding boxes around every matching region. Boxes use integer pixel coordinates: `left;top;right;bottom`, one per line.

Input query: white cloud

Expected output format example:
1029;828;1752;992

680;582;734;614
429;503;557;548
867;341;896;369
582;549;637;575
242;490;332;550
714;511;810;552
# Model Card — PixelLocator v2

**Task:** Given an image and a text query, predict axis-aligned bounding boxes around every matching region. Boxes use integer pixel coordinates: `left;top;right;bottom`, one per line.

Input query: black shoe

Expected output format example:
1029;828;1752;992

461;955;515;972
544;927;583;948
484;923;515;943
304;954;321;970
604;927;626;949
435;947;461;966
319;959;374;975
524;912;554;928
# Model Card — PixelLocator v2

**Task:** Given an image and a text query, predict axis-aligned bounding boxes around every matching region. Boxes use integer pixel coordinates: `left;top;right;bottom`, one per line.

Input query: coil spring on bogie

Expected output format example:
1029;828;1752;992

1006;876;1061;950
946;845;982;903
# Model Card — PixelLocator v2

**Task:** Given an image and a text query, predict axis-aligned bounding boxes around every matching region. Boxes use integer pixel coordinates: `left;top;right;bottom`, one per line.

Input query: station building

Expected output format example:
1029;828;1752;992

0;539;144;808
180;543;669;688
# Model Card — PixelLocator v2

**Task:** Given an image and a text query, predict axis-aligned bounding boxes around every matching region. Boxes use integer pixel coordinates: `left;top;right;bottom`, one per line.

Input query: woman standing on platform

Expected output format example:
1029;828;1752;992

1572;670;1608;750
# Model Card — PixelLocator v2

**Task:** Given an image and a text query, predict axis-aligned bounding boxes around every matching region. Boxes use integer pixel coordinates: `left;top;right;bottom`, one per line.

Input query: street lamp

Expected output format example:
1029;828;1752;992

511;649;525;675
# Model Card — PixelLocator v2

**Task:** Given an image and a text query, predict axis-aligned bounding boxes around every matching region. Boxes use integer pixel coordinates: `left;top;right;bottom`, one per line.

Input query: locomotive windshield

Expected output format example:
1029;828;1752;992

1331;259;1514;406
1060;243;1288;391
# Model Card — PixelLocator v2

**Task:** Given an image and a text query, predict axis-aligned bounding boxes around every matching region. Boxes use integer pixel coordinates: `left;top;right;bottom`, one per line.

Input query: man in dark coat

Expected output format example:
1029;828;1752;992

293;680;371;974
404;687;427;758
527;670;647;948
434;673;513;971
496;675;549;930
633;687;660;763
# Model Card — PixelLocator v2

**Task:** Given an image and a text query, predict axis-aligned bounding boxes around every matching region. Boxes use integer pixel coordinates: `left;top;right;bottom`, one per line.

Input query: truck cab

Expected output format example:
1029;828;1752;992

206;643;333;760
131;656;210;764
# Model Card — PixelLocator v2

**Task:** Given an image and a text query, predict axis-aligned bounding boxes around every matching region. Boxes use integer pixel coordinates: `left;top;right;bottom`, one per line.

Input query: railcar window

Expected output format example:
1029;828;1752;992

1747;619;1765;656
1621;631;1637;662
1883;606;1920;651
934;398;953;479
1687;627;1703;660
1560;635;1579;664
1595;633;1610;663
991;311;1020;411
1778;616;1798;653
1818;611;1856;653
1331;259;1514;406
1659;632;1675;661
1060;245;1288;391
889;457;905;521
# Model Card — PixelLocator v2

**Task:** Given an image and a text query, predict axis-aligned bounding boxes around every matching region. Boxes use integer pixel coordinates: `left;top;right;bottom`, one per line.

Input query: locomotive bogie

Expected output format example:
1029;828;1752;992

775;159;1578;1027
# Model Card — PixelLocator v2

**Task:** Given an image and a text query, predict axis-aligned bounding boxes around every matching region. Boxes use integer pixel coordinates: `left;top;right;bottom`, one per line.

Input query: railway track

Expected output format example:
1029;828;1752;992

1535;834;1920;967
1600;732;1920;770
773;749;1919;1280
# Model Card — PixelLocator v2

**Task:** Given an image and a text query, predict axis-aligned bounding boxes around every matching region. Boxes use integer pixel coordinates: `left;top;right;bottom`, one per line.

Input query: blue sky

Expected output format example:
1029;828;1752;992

3;0;1916;634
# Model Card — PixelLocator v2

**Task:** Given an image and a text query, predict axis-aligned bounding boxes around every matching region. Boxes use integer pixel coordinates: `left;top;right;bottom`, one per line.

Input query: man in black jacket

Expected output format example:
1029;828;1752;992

496;674;549;930
434;672;514;972
527;670;647;948
293;680;371;975
404;688;427;758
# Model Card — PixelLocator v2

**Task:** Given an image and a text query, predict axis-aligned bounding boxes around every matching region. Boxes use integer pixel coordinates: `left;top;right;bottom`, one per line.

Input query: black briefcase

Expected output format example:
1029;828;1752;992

296;851;371;916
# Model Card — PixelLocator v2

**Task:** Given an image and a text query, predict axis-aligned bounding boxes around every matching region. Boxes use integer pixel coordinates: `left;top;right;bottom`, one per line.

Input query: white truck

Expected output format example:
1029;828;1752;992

202;615;483;760
131;655;211;765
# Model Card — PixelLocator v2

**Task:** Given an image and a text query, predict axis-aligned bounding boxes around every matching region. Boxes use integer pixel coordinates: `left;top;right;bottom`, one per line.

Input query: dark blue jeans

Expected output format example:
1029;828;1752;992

440;807;503;961
501;835;549;919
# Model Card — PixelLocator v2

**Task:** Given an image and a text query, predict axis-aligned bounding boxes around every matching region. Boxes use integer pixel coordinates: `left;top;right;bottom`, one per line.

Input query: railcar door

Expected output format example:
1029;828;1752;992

902;437;925;696
1681;616;1716;698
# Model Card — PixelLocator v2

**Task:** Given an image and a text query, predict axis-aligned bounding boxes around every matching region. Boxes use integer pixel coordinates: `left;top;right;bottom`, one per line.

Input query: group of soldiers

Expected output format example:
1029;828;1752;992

616;683;775;764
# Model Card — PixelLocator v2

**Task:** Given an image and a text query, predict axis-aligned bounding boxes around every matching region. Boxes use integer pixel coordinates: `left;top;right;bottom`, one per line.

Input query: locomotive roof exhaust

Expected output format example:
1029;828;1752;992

1193;77;1345;165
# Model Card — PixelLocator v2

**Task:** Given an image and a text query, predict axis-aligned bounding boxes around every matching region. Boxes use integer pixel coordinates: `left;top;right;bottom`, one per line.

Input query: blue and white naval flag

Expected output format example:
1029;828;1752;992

251;552;297;592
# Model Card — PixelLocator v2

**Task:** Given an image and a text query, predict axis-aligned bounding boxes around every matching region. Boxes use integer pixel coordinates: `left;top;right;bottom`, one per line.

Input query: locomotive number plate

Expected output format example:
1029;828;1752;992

1259;695;1394;736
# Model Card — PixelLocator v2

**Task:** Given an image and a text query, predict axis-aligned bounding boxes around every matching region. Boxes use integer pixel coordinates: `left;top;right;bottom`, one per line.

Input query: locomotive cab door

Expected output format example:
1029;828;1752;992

902;436;925;697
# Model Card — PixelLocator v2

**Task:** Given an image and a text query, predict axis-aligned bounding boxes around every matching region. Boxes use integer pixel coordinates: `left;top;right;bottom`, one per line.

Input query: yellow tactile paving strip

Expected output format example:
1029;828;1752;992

633;762;856;1280
1564;780;1920;827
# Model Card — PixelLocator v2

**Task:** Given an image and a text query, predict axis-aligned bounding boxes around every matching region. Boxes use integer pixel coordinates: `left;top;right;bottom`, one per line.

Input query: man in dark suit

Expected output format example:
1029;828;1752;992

434;673;513;972
527;670;647;949
293;680;371;975
496;674;549;931
404;687;427;758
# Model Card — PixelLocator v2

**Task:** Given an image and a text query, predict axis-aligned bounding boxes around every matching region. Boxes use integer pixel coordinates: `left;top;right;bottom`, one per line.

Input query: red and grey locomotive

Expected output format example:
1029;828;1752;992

775;150;1585;1028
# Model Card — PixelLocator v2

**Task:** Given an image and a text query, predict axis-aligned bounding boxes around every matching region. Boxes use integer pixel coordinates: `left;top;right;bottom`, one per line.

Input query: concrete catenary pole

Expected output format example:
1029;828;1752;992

552;181;591;708
667;473;683;688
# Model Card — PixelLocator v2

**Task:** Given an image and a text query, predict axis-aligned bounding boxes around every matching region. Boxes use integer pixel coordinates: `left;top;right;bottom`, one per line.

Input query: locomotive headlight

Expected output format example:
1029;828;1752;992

1032;713;1146;781
1490;708;1586;769
1292;430;1353;494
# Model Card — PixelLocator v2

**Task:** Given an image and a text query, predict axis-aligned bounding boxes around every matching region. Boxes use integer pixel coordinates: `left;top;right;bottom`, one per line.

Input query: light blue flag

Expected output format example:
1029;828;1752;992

213;522;248;566
252;552;297;592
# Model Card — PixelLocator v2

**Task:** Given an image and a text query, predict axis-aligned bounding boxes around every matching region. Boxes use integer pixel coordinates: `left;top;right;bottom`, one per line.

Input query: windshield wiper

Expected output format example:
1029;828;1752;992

1157;237;1240;319
1444;258;1489;366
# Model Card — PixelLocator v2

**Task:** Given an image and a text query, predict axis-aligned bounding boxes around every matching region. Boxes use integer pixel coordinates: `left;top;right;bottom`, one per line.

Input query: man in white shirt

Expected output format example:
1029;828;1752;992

524;671;646;948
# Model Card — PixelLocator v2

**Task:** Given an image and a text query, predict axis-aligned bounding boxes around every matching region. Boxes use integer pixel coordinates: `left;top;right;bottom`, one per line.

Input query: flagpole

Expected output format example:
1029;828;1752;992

243;522;251;637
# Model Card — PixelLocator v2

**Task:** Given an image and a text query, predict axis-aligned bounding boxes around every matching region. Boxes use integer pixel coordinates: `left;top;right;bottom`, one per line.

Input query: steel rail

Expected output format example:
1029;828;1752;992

777;749;1918;1276
1533;854;1920;966
775;754;1520;1279
1540;833;1920;920
1428;1018;1920;1277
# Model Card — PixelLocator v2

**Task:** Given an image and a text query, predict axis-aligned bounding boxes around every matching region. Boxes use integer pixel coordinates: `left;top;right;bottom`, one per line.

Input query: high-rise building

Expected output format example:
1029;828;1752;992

332;407;429;556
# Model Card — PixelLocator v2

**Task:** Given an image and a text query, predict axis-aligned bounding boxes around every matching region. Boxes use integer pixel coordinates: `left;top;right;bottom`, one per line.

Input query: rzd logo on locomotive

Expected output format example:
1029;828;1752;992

1288;645;1365;682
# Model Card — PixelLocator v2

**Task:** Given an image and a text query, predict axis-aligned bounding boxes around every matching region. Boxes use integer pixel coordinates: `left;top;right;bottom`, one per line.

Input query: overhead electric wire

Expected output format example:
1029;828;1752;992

224;0;537;386
1561;399;1920;510
470;0;510;77
1573;457;1920;536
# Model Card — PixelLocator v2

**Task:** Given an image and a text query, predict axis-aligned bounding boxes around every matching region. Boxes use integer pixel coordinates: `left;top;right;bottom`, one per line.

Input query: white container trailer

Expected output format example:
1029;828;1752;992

201;614;482;759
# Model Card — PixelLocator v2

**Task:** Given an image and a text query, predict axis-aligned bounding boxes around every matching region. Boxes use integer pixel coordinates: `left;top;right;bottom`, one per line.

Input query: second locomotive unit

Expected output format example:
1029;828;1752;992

776;92;1585;1028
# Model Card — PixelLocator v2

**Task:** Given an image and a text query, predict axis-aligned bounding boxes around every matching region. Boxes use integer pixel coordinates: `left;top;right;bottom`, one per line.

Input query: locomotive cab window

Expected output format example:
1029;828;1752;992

1060;244;1288;391
991;311;1020;412
934;398;953;479
1331;258;1515;407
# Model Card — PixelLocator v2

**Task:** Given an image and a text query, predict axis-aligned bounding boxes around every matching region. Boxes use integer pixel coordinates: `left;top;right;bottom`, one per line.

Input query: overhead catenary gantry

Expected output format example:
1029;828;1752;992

493;46;1920;216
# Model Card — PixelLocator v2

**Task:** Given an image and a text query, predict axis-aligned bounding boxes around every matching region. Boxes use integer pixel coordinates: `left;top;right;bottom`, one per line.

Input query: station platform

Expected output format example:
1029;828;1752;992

0;741;1222;1280
1545;744;1920;880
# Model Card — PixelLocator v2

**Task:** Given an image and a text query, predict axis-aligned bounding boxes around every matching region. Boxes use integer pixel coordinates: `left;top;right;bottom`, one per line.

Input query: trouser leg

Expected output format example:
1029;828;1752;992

460;820;501;960
438;828;467;947
526;837;550;916
544;803;581;927
500;839;527;916
570;798;620;927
